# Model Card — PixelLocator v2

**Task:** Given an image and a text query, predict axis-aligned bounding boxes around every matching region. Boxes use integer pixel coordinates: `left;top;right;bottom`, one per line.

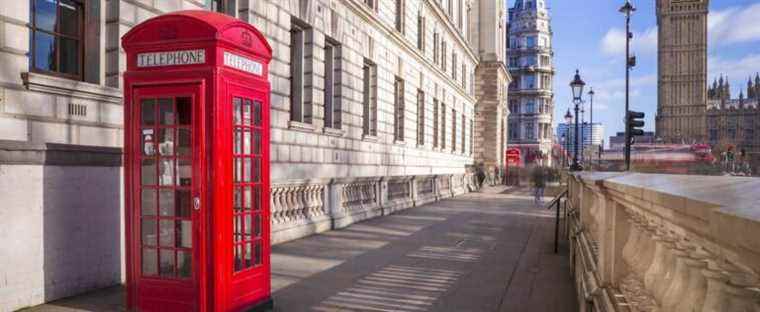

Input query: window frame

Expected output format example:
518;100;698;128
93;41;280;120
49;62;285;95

362;58;378;136
394;76;405;142
417;90;425;146
30;0;86;81
324;38;342;129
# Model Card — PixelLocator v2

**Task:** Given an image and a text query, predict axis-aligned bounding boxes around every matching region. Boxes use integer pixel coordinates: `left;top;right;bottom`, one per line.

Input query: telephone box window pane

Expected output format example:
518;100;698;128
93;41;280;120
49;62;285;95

243;158;251;182
253;131;261;155
177;159;191;186
141;159;156;185
142;248;158;276
159;249;175;277
178;221;192;248
234;187;242;211
159;220;175;247
59;38;80;76
177;129;190;156
234;244;243;271
254;214;261;236
253;101;262;126
253;186;261;211
141;100;156;125
233;98;242;125
176;190;191;218
158;98;175;125
142;129;156;156
159;189;175;216
243;99;252;125
254;240;262;265
142;219;157;246
234;129;242;155
234;215;242;242
158;129;175;156
177;250;191;278
33;32;57;71
59;1;80;35
234;158;242;182
176;97;191;125
159;159;174;186
141;189;156;216
252;158;261;182
243;187;252;210
243;130;251;154
245;242;252;268
34;0;57;31
244;214;252;236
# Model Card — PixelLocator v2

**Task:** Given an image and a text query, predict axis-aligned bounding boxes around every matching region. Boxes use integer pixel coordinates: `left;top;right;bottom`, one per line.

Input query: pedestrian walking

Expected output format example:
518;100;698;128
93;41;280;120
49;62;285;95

531;166;546;207
476;163;486;190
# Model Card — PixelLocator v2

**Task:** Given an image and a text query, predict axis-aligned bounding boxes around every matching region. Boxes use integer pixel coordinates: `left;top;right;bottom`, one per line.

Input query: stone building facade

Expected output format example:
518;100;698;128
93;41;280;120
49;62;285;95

706;75;760;173
506;0;554;166
655;0;709;143
0;0;509;310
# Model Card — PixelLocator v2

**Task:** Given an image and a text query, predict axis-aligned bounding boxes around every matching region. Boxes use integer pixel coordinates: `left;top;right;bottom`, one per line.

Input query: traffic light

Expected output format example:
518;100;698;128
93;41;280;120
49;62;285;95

627;111;645;139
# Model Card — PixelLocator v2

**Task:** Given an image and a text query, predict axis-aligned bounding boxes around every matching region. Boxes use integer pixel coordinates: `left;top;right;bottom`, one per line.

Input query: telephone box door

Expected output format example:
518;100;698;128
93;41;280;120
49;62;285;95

131;84;204;311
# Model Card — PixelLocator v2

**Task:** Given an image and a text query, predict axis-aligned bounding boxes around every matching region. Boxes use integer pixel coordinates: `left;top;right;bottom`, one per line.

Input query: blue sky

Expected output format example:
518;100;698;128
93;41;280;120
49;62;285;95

520;0;760;142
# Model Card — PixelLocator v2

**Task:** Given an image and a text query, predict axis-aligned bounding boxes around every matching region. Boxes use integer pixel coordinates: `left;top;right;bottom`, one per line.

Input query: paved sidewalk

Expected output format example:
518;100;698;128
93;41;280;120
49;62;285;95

23;186;576;312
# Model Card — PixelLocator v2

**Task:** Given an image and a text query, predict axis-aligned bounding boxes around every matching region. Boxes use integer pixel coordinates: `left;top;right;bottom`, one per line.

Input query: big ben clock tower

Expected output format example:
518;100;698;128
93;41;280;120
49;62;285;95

655;0;709;143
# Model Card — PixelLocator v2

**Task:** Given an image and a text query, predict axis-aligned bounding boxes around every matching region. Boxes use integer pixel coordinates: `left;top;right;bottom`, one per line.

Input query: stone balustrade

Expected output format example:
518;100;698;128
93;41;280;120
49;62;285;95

271;173;478;244
567;172;760;312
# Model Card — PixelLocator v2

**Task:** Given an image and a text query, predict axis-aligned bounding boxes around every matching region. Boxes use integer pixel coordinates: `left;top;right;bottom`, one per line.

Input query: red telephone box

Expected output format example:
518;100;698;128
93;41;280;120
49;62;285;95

122;11;272;311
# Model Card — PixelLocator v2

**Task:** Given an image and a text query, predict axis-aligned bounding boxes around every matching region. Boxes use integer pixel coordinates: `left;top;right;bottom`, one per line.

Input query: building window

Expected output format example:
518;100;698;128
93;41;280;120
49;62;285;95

452;53;457;79
461;112;465;152
447;0;453;17
363;59;378;136
526;36;536;48
396;0;405;33
418;14;425;51
526;101;535;114
441;41;447;72
457;0;463;30
324;38;342;129
394;77;405;141
290;22;310;123
462;64;467;89
417;90;425;145
364;0;377;10
30;0;85;79
209;0;236;17
452;109;457;152
433;98;439;148
433;32;439;64
525;123;535;140
441;104;447;149
524;75;536;89
470;119;474;155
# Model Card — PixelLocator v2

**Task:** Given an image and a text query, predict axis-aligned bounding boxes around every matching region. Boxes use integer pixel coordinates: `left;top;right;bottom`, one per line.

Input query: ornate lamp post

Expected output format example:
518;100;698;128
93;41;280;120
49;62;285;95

570;70;586;171
564;109;573;168
620;0;636;170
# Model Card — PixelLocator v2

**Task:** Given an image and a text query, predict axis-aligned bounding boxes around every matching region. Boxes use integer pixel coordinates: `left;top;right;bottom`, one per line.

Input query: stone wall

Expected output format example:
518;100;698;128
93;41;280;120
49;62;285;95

567;172;760;312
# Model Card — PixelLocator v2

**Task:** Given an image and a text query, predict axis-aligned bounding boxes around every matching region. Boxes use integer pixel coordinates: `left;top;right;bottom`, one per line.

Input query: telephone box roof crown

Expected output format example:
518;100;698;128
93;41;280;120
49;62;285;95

122;10;271;58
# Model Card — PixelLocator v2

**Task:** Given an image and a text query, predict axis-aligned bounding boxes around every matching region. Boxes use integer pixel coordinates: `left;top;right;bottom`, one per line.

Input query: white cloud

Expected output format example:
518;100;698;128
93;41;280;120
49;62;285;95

709;3;760;46
708;54;760;93
600;27;658;57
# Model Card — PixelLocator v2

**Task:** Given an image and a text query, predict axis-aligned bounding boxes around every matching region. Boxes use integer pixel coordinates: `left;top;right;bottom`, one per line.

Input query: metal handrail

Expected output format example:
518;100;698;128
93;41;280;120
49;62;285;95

547;188;569;254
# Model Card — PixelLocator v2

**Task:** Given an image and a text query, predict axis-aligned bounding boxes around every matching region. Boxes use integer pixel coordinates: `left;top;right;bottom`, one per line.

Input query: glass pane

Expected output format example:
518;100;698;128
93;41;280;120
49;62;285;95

244;214;252;236
158;98;175;125
176;190;191;218
243;187;251;210
142;219;157;246
252;158;260;182
243;100;252;125
253;131;261;155
142;248;157;276
234;244;243;271
245;241;252;268
253;186;261;211
142;129;156;156
254;240;262;265
253;101;262;126
254;214;261;237
177;250;191;278
34;0;57;31
141;189;156;216
159;159;174;186
141;159;156;185
234;215;242;242
178;129;191;156
159;220;175;247
59;38;79;76
234;98;242;125
234;129;242;155
177;97;191;125
141;99;156;125
159;249;175;277
178;220;192;248
33;31;57;71
235;158;242;183
243;158;251;182
158;129;175;156
159;189;175;216
234;187;242;211
59;0;80;36
243;130;251;155
177;158;191;186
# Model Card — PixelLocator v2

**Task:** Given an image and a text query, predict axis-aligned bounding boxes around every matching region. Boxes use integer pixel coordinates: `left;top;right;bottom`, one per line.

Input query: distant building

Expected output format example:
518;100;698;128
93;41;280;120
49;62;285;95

609;131;656;150
557;123;605;156
706;74;760;166
506;0;555;166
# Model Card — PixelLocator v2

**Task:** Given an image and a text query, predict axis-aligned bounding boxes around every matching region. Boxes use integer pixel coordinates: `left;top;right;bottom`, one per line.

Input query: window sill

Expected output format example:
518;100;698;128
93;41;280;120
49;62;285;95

22;72;122;104
393;140;406;146
288;120;316;133
323;127;345;137
362;134;379;142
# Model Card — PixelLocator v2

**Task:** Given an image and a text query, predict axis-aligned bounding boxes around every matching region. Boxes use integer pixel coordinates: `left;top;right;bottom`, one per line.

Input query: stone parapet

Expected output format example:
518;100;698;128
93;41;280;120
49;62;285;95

567;172;760;312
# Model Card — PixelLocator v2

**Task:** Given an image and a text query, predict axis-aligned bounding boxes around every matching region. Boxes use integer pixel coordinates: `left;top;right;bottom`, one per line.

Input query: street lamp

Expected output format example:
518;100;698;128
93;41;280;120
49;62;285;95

620;0;636;170
564;109;573;168
569;70;585;171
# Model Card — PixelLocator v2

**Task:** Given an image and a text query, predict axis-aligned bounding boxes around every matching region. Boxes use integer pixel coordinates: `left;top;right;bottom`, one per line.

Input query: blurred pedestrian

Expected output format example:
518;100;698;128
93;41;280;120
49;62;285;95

531;166;546;207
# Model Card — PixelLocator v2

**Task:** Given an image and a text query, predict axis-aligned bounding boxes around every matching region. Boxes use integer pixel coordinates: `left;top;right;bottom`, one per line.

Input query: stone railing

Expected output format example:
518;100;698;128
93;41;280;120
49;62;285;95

270;173;472;244
451;174;466;195
567;172;760;312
